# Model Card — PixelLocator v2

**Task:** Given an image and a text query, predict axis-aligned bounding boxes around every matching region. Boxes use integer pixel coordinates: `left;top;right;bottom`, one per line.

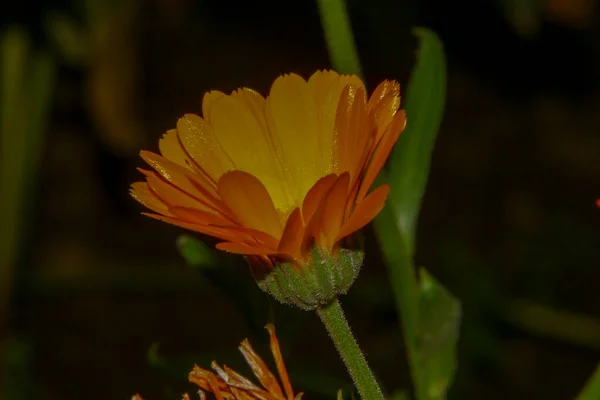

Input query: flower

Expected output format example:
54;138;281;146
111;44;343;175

130;70;406;268
188;324;301;400
132;324;299;400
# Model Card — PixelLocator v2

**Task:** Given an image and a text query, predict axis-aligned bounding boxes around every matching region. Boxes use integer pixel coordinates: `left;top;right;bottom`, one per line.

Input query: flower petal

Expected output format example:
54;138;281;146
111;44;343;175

357;109;406;203
217;171;283;238
143;213;242;242
336;184;390;241
201;90;226;123
145;172;220;215
367;80;400;113
215;242;278;256
334;84;369;182
277;208;304;259
239;339;285;399
266;324;294;400
317;173;350;249
212;225;279;249
266;73;327;204
209;89;294;212
169;206;234;226
176;114;235;182
130;182;171;215
301;174;337;225
141;150;220;202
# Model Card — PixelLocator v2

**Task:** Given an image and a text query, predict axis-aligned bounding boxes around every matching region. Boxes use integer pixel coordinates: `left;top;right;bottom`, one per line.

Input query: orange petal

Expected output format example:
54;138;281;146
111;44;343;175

222;365;262;390
130;182;171;216
141;151;221;203
266;324;294;400
301;174;337;224
143;213;242;243
336;184;390;241
370;90;402;143
239;339;285;399
277;208;304;259
367;80;400;113
306;70;365;174
215;242;277;256
213;225;279;249
317;173;350;249
207;373;226;400
169;206;234;226
357;109;406;203
334;85;368;177
145;172;221;215
217;171;283;238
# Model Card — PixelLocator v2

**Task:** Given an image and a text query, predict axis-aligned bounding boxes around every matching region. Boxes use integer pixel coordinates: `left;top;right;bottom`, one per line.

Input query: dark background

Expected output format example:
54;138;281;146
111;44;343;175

2;0;600;399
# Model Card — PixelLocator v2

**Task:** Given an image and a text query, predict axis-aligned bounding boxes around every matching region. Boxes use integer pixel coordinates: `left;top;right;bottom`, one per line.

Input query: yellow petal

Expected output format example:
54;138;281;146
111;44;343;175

176;114;234;182
209;89;294;212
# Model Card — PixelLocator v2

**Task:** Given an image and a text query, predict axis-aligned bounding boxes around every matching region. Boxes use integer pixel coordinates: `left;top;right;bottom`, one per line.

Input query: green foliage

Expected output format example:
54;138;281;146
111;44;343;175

316;0;363;76
577;364;600;400
417;269;460;399
374;28;457;400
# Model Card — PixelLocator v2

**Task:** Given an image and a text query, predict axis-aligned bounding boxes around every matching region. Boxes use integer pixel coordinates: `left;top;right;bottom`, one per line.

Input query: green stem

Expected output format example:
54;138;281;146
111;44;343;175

315;0;363;76
316;298;384;400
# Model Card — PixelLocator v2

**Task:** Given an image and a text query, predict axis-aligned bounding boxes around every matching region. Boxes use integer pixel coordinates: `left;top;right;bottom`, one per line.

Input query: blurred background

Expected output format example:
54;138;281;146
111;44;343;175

1;0;599;399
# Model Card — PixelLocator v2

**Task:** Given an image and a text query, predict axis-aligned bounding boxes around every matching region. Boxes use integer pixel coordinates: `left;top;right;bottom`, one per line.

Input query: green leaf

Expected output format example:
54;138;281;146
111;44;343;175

176;234;218;268
417;269;461;399
373;27;447;400
388;27;446;255
577;364;600;400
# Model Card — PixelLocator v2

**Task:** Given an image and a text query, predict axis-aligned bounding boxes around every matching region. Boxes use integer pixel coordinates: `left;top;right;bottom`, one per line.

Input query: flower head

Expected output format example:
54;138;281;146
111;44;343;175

131;70;405;267
133;324;300;400
189;324;300;400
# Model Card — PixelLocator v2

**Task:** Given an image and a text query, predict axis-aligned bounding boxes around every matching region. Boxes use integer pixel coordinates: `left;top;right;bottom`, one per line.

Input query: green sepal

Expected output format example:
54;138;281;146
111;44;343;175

256;248;363;311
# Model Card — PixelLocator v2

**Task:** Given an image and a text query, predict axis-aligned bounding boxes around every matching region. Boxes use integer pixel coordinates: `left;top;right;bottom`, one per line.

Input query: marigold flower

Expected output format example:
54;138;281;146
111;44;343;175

131;70;405;262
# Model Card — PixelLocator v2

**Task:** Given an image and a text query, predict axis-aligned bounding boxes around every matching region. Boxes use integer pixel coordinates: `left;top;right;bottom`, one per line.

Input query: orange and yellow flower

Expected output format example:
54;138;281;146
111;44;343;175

131;70;405;267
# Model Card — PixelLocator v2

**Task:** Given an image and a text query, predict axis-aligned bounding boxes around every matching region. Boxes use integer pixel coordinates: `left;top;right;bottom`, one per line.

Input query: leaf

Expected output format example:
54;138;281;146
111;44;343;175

176;235;218;268
417;269;461;399
577;364;600;400
373;27;447;400
387;27;446;255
